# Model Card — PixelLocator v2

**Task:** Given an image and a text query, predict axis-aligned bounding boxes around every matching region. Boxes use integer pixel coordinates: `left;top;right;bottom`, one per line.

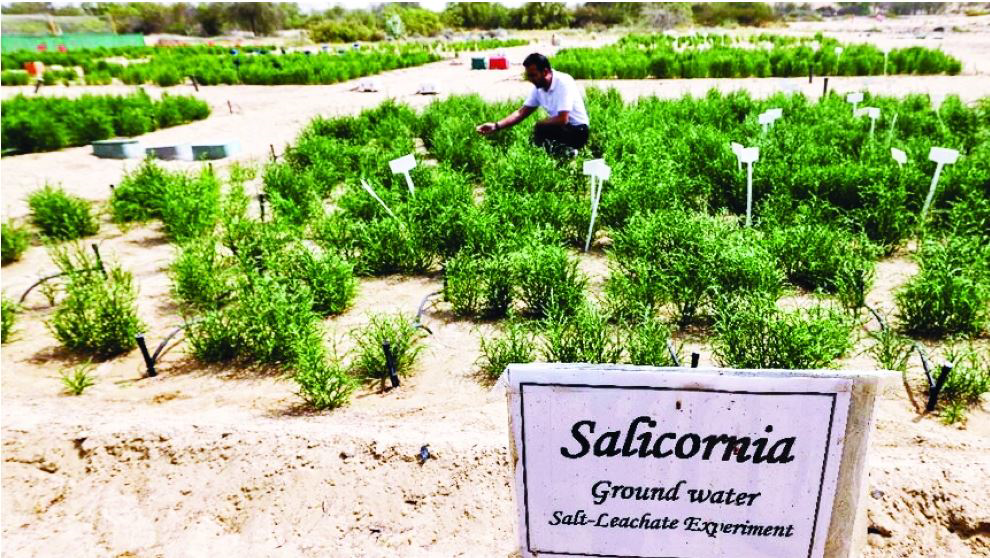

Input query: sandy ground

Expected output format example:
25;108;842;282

2;17;990;557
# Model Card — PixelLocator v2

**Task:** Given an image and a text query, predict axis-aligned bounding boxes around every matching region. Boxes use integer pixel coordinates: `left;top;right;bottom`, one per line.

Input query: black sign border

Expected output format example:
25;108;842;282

519;382;840;558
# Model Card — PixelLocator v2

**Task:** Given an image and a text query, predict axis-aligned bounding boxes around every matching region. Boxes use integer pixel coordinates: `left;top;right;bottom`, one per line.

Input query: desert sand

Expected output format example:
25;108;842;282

2;16;989;557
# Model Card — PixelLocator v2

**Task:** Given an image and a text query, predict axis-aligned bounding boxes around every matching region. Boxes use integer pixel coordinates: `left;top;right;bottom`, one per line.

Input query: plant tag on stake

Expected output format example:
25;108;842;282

582;159;610;252
858;107;881;138
736;147;760;227
846;91;863;115
360;179;397;219
834;46;843;74
890;147;907;166
389;153;417;195
730;142;744;170
930;93;947;132
920;147;960;223
881;46;891;75
758;109;782;133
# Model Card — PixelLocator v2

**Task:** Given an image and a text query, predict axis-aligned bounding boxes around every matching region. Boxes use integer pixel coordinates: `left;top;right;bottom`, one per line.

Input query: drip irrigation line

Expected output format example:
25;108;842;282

414;290;442;335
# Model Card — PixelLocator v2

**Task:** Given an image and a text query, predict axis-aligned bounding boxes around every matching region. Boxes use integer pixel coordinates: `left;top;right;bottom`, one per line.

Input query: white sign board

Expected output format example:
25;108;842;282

508;365;853;558
928;146;959;165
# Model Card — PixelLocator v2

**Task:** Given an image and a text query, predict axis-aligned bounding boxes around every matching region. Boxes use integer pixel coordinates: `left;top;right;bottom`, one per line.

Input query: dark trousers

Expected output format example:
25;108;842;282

533;122;589;153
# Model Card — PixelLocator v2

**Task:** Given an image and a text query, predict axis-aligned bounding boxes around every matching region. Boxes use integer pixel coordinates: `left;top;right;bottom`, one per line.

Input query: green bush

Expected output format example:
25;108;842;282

274;245;357;316
896;236;990;337
27;185;99;241
624;315;681;367
866;326;913;373
937;344;990;425
1;90;210;154
110;158;177;223
607;210;782;325
712;295;856;369
540;303;623;364
230;275;320;365
159;168;222;241
350;313;425;380
2;295;19;344
767;222;877;298
444;250;513;319
2;221;31;264
477;320;537;380
47;261;143;359
290;336;356;410
185;310;240;363
511;241;586;318
169;237;233;311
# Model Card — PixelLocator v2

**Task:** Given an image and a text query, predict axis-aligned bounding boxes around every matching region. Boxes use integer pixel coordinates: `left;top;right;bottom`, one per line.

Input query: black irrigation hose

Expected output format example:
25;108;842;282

19;244;106;304
865;304;886;331
136;319;201;378
910;341;953;413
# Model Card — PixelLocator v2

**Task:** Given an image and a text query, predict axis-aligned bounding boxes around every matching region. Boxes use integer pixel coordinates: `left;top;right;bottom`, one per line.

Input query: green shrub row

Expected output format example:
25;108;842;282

554;33;962;79
1;90;210;155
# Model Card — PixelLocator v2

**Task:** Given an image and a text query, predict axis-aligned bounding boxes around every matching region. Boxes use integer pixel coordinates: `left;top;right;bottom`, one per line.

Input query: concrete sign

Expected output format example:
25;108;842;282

507;364;885;558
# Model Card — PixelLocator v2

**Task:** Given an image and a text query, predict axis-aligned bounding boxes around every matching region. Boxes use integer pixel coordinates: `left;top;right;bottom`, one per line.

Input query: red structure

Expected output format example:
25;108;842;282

488;56;508;70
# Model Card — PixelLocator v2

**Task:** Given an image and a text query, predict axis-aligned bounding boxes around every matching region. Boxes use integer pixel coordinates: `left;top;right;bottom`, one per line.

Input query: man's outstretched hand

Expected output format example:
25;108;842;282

476;122;497;135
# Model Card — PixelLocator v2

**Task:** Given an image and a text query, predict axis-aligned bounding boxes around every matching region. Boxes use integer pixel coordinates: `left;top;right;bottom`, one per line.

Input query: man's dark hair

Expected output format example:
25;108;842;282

523;52;551;72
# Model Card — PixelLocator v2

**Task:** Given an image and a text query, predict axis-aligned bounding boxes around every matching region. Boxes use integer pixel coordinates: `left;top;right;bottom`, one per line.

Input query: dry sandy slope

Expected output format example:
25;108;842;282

3;18;990;558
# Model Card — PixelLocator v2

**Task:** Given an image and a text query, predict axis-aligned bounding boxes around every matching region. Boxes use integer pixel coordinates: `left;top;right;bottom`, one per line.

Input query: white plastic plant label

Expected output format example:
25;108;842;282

890;148;907;166
738;146;759;164
928;146;959;165
845;92;863;104
582;159;611;252
389;153;417;194
921;147;961;222
582;158;610;181
389;153;416;174
507;365;853;558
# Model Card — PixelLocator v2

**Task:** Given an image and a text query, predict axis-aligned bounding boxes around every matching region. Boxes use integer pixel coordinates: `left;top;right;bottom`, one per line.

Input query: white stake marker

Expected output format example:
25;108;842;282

857;107;881;138
886;112;899;144
582;159;611;252
890;147;907;166
835;46;844;74
846;91;864;116
388;153;417;194
758;108;783;134
930;93;947;132
920;147;960;222
734;147;760;227
730;142;744;170
360;179;397;219
881;46;891;75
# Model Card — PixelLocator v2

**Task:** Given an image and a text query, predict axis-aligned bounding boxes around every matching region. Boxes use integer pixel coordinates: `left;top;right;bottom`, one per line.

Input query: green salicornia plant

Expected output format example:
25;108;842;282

350;313;425;380
2;220;31;264
60;361;96;396
712;295;856;370
478;320;537;380
1;295;19;343
28;185;99;240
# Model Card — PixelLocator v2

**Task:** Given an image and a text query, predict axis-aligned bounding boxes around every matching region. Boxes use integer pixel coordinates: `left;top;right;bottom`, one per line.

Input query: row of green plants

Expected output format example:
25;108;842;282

1;43;451;88
554;33;962;79
4;88;986;421
1;89;210;155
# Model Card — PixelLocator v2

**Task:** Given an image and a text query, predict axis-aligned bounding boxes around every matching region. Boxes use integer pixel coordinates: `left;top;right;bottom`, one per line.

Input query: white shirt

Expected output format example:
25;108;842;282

523;70;590;126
